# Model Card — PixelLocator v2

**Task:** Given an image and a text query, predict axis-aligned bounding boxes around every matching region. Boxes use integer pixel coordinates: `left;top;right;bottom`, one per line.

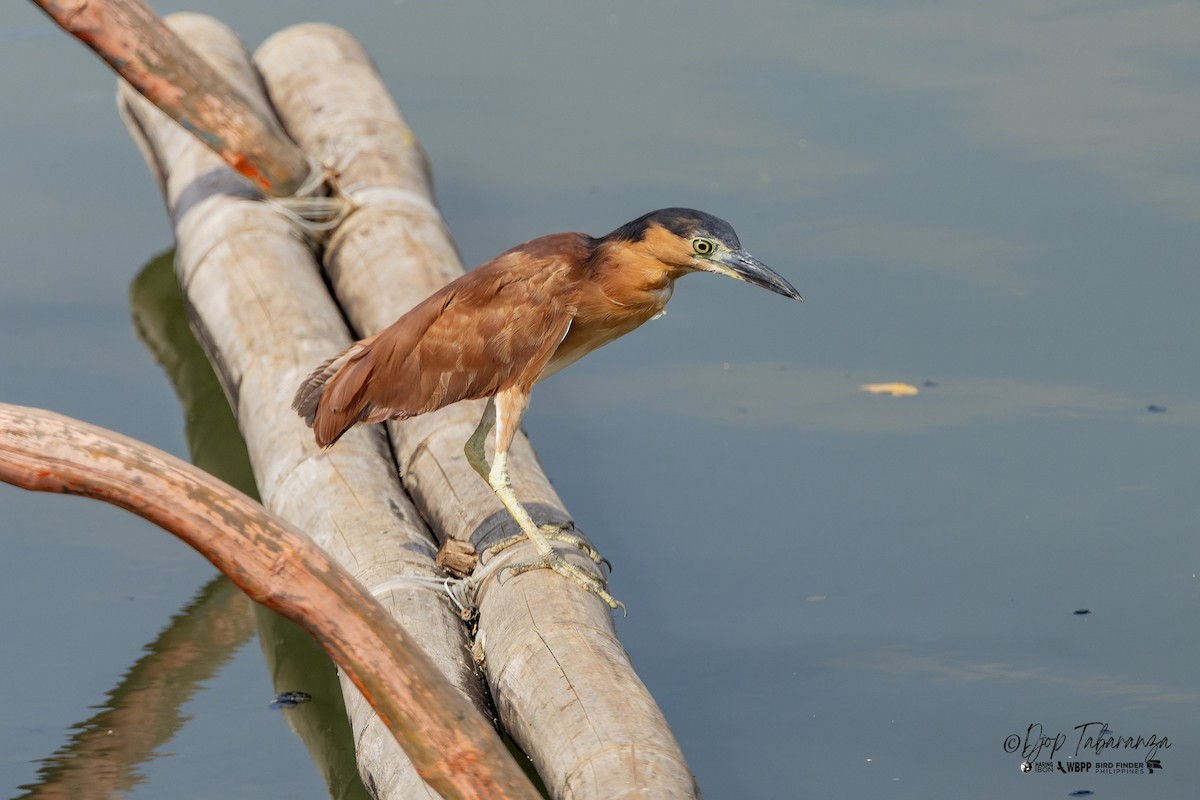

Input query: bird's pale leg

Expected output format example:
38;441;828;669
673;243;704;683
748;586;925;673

466;398;605;564
464;397;496;481
483;388;620;609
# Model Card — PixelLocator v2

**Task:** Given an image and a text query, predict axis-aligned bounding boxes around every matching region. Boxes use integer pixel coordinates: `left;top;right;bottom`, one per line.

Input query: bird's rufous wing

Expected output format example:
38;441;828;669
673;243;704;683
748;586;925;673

342;248;580;417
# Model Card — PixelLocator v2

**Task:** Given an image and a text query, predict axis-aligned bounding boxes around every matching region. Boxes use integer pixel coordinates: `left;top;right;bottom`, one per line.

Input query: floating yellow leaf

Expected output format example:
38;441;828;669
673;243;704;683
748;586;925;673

860;382;919;397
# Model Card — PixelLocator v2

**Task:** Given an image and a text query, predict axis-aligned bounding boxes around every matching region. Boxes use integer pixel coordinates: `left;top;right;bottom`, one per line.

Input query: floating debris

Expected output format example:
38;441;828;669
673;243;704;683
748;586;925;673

1073;609;1091;616
270;691;313;709
1068;790;1095;797
1146;404;1166;414
860;382;919;397
922;380;939;388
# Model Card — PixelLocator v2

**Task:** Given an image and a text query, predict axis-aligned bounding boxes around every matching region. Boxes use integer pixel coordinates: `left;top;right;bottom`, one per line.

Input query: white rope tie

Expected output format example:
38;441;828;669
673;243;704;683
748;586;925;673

368;574;475;618
341;184;442;220
262;157;348;234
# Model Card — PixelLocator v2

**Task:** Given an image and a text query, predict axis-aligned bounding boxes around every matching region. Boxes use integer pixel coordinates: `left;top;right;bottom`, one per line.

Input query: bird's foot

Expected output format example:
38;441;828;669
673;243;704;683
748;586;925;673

488;522;609;569
504;549;625;613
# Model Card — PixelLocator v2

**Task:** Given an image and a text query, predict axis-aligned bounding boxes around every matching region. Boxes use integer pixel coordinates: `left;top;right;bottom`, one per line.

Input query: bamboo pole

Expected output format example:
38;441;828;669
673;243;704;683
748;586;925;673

32;0;312;196
116;14;517;798
0;404;537;800
255;24;701;800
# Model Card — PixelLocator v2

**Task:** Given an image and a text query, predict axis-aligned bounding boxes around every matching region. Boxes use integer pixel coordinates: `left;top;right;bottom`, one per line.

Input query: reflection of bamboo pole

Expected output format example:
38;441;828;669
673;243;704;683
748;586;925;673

256;24;700;800
116;14;497;798
16;577;254;800
251;604;375;800
131;250;259;498
30;0;311;195
131;251;371;800
0;403;538;800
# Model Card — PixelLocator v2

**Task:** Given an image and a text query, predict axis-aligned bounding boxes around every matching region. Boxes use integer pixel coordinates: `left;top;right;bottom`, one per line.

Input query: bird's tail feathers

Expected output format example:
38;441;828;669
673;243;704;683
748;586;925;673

292;343;374;447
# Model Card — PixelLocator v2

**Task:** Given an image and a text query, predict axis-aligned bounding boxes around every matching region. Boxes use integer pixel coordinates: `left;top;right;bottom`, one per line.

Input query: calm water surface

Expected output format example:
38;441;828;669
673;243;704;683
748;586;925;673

2;1;1197;798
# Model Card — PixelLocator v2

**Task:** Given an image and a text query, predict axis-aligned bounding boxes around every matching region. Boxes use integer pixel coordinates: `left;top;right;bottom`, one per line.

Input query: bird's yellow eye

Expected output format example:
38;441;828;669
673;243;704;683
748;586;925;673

691;238;715;256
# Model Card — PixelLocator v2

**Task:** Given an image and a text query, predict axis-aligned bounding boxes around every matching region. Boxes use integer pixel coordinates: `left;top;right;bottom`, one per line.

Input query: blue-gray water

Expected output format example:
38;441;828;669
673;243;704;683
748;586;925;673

2;2;1197;798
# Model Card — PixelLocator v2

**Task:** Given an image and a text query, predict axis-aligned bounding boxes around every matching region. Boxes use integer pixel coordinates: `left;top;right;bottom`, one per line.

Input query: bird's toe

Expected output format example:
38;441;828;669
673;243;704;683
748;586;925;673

507;550;624;612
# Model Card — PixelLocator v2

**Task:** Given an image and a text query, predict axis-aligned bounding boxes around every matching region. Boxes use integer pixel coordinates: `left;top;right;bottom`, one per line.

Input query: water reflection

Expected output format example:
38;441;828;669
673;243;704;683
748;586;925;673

15;578;254;799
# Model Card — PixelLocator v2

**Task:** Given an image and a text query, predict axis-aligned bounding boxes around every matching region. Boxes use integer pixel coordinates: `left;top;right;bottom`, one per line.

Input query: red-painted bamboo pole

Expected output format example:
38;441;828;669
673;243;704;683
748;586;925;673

30;0;312;196
0;403;540;800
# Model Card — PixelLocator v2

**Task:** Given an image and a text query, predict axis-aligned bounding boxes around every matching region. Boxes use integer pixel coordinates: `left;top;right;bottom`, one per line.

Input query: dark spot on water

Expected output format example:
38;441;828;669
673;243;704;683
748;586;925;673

1073;609;1090;615
269;690;312;709
1146;404;1166;413
1068;791;1094;797
923;380;939;388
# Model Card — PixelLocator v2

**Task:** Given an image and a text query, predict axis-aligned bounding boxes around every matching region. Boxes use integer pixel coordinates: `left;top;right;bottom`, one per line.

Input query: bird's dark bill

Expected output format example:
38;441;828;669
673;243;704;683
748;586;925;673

725;251;803;301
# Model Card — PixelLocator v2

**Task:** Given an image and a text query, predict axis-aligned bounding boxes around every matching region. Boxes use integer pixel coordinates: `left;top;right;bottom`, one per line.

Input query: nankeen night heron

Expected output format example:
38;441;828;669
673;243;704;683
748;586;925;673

294;208;801;608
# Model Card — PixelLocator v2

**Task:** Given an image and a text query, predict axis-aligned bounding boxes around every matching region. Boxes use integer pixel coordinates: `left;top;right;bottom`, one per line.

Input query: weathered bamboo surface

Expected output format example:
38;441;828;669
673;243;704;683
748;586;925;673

0;404;536;800
34;0;312;195
255;24;700;799
117;14;513;799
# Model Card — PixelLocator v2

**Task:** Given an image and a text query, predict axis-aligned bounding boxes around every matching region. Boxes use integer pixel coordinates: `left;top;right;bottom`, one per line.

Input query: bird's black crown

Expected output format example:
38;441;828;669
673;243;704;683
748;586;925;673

604;208;742;249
